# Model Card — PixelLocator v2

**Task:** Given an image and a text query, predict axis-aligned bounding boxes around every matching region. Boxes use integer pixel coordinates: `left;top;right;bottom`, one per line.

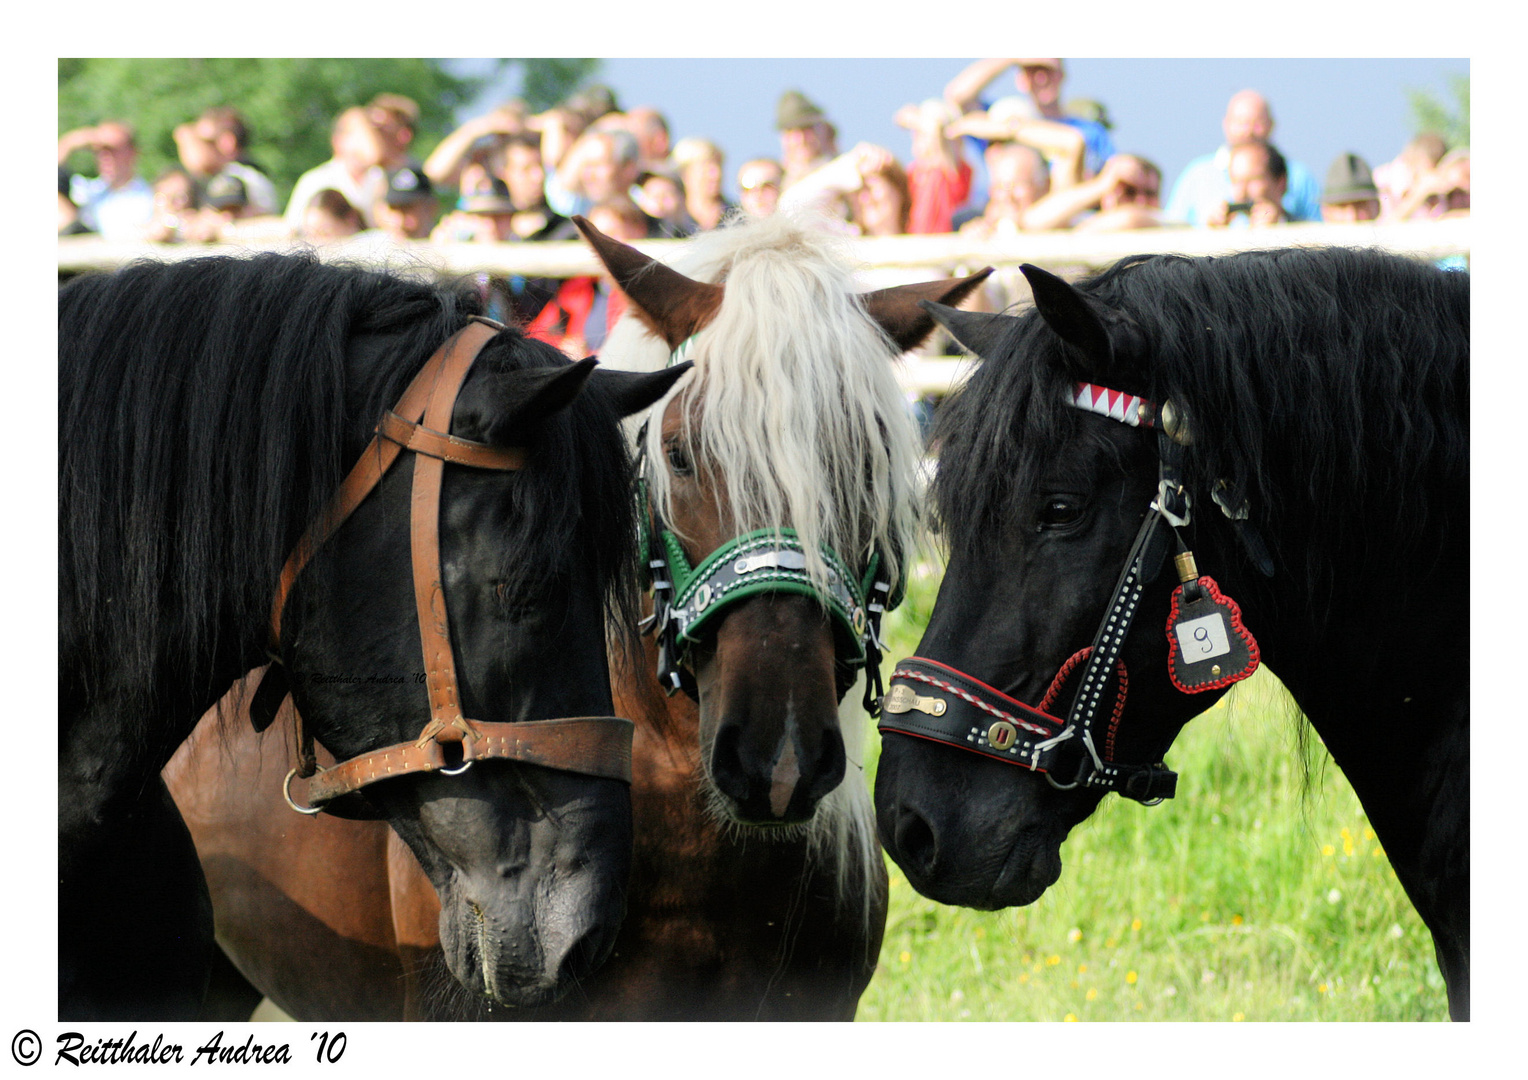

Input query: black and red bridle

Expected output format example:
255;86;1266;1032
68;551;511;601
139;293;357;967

879;383;1267;805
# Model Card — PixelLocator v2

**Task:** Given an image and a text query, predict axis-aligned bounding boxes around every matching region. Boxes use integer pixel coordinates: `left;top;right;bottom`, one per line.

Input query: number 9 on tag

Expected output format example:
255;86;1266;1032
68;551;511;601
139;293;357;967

1174;612;1230;662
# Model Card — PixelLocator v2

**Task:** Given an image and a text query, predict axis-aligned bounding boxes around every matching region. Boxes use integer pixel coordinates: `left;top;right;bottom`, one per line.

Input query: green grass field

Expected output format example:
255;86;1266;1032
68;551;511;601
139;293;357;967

855;564;1449;1022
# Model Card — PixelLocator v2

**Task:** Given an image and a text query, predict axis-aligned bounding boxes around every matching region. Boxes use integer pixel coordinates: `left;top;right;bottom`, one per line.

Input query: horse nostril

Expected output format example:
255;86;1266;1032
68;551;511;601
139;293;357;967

893;804;939;878
800;728;846;804
708;723;751;804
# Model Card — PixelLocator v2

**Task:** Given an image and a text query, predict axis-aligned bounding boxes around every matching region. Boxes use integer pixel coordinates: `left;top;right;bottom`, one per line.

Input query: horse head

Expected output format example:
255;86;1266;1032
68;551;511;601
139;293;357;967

875;263;1249;909
576;214;989;827
282;326;687;1006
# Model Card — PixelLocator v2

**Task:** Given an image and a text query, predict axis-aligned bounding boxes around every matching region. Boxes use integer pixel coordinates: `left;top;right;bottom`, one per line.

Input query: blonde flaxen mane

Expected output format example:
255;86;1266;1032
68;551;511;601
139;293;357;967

599;212;923;926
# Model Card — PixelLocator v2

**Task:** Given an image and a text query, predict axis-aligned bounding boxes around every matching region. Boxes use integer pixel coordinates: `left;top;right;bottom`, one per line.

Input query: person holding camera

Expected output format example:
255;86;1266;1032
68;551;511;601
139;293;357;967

1204;142;1289;228
1165;90;1319;226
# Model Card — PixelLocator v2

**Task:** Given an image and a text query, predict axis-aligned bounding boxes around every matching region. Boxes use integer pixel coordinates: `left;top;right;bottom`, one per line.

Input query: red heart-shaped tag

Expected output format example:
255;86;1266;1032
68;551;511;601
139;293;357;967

1165;575;1259;693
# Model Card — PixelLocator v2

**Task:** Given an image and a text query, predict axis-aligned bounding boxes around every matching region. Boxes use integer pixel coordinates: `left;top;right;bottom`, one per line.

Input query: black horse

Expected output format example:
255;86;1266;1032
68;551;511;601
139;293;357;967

59;253;685;1019
873;248;1469;1019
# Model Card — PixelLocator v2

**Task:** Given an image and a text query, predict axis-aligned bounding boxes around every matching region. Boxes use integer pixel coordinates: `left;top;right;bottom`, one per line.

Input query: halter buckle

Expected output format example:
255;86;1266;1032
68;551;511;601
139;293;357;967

1154;475;1192;529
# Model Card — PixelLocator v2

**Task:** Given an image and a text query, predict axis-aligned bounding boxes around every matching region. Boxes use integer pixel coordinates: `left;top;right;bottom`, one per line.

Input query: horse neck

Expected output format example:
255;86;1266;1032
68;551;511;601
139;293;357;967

1232;517;1468;876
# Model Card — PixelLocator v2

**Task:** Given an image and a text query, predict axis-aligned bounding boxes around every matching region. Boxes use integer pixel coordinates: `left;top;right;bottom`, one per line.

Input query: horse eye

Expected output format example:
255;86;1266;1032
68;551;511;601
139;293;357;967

493;581;541;622
1036;496;1084;530
665;442;693;477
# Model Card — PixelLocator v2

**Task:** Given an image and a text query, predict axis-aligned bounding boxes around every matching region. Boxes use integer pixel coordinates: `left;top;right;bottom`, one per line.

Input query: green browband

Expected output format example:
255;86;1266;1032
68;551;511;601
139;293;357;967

662;528;883;664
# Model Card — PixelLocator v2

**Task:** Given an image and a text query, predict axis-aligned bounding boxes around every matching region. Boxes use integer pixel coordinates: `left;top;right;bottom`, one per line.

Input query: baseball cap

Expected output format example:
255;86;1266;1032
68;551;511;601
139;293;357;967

384;166;435;207
460;177;517;215
204;171;249;210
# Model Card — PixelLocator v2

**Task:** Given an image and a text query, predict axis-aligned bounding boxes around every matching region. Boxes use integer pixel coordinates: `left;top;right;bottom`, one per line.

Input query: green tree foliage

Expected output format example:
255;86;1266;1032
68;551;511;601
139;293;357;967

1408;72;1469;150
58;58;598;206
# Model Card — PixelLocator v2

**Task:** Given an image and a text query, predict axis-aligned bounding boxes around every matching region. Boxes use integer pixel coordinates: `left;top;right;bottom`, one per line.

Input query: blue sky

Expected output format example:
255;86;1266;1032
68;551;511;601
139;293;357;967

464;58;1467;203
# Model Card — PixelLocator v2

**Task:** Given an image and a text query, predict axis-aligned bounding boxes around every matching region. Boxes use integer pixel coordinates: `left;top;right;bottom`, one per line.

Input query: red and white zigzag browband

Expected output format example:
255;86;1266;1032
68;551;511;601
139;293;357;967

1071;383;1156;428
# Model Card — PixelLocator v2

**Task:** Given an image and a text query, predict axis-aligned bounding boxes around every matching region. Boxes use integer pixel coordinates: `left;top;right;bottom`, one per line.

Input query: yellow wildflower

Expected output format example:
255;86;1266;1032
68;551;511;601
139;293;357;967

1130;918;1142;932
1063;1013;1078;1022
1233;1012;1245;1022
1322;845;1335;857
1085;988;1097;1001
1126;971;1138;985
899;951;911;964
1046;955;1061;966
1231;914;1244;926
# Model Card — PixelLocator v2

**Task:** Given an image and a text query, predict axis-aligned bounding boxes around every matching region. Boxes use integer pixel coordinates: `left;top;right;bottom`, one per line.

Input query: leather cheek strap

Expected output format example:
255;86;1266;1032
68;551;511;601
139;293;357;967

270;317;635;809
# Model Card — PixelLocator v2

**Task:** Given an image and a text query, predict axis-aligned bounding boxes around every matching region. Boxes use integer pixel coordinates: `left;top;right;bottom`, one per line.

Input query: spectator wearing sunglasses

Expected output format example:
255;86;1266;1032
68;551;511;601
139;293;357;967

736;158;783;219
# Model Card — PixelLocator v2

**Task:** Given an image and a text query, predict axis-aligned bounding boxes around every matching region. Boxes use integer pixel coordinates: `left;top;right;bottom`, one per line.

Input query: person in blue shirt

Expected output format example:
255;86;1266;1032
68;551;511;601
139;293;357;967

1164;89;1322;225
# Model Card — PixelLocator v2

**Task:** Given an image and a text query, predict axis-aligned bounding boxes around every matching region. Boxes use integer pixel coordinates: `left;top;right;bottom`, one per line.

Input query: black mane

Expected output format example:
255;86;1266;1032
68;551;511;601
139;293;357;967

933;248;1469;601
60;253;640;735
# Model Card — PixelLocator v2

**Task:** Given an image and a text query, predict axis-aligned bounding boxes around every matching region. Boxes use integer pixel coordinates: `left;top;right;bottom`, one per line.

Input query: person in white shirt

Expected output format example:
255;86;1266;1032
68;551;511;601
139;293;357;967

283;108;388;230
57;120;155;239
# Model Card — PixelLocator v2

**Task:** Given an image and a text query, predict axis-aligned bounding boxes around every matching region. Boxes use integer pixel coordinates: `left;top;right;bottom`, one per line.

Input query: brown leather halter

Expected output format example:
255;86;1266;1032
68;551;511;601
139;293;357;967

269;317;633;815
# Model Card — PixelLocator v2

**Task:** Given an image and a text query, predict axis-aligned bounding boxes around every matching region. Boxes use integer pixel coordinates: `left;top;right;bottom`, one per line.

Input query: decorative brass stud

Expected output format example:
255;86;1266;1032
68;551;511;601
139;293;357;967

1160;400;1193;446
987;720;1018;750
1211;664;1222;677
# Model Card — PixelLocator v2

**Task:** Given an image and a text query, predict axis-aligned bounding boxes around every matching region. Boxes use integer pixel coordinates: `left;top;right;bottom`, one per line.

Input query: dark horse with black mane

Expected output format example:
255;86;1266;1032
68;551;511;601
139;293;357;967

60;253;684;1019
873;248;1468;1019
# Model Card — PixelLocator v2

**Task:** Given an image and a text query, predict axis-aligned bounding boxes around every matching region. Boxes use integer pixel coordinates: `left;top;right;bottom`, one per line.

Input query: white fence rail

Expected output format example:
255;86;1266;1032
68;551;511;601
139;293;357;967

57;218;1469;278
59;218;1469;397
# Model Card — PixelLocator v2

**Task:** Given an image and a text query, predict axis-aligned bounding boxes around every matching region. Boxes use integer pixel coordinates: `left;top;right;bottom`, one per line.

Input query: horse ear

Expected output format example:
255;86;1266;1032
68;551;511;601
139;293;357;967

573;215;723;350
1020;263;1146;382
481;357;599;445
588;361;694;419
918;301;1017;362
861;268;995;353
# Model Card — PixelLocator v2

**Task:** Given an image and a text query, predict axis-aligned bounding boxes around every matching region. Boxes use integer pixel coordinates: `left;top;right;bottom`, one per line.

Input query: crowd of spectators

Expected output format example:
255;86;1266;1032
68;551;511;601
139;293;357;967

59;61;1470;329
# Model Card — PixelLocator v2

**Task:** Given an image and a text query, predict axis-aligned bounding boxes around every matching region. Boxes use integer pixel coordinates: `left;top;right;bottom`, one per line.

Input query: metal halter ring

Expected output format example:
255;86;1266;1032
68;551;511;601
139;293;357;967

439;759;473;776
283;767;324;815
